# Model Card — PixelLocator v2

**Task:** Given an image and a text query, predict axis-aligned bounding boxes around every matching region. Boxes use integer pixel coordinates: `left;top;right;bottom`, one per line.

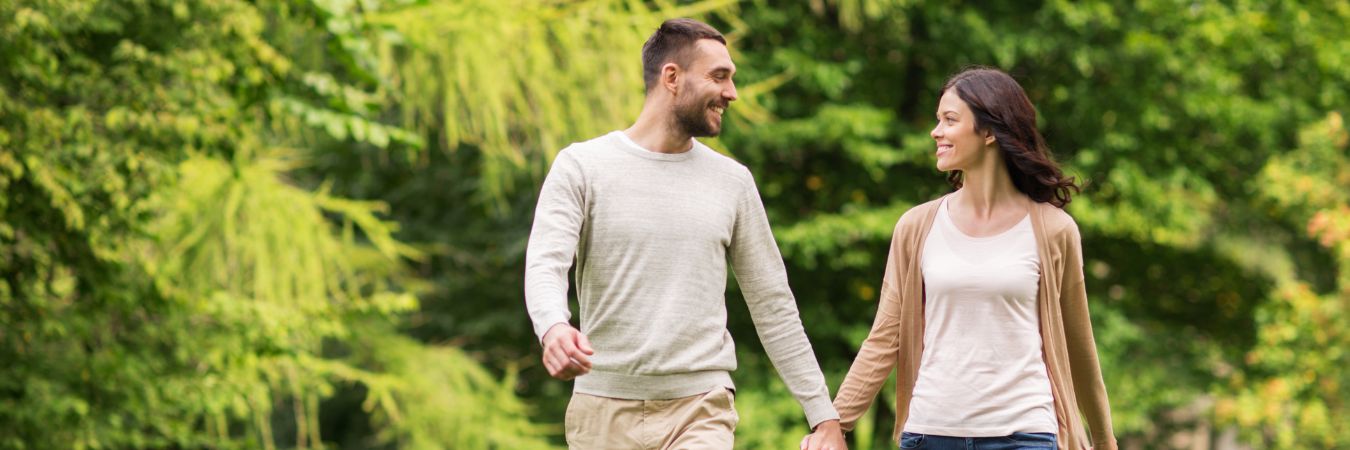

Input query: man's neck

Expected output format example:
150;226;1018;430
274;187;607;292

624;103;693;154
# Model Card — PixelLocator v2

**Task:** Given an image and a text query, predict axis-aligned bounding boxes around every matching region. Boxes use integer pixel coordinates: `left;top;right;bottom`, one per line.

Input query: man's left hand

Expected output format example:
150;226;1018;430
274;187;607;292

801;419;847;450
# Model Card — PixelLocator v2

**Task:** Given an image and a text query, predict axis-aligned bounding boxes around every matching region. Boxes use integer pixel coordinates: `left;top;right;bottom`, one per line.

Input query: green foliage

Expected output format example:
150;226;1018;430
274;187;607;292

1219;112;1350;449
313;1;1349;448
0;0;554;448
709;2;1349;448
365;0;738;213
339;323;556;450
3;0;1348;448
146;150;422;448
727;367;812;450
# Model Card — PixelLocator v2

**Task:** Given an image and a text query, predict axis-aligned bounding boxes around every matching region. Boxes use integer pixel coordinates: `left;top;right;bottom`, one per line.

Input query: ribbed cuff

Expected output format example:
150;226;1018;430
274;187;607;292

532;315;570;344
575;369;735;400
803;396;841;429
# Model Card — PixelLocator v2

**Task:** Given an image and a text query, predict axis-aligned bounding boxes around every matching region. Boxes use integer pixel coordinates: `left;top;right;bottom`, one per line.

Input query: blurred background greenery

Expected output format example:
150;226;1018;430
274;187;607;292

1;0;1347;448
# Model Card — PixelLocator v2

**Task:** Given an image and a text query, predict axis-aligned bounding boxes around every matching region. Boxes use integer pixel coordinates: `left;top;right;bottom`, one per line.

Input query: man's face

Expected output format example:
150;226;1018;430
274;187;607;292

671;39;738;137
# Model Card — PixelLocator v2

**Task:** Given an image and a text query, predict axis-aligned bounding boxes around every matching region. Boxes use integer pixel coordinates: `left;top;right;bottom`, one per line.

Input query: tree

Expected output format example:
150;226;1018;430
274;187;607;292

0;0;553;447
718;1;1349;448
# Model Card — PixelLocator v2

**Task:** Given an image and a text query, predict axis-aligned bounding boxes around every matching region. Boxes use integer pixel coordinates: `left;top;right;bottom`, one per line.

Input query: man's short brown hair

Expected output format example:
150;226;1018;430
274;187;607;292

641;18;726;92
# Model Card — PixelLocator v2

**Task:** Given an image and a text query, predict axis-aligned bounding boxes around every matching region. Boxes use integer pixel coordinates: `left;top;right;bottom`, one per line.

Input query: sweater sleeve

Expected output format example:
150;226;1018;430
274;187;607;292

524;149;585;342
832;221;905;431
1059;221;1118;450
727;169;839;428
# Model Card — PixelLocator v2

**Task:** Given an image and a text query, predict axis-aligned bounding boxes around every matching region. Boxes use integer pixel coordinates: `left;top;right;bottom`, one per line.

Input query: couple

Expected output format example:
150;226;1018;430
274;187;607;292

524;18;1116;450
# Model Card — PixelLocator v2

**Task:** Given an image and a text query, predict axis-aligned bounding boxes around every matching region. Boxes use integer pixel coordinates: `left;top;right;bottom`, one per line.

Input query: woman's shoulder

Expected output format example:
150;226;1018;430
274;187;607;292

892;196;945;235
1035;201;1082;241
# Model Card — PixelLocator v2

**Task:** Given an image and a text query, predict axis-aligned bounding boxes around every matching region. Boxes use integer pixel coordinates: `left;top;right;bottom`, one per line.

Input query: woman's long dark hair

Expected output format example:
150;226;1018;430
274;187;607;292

942;67;1080;208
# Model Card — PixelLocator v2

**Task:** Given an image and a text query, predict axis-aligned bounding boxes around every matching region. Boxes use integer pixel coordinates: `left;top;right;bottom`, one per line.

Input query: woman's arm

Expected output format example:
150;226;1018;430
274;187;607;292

1059;222;1118;450
832;232;906;431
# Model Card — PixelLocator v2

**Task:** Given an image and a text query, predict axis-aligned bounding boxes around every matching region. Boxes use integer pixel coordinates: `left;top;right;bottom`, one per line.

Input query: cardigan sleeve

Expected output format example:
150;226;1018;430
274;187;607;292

1058;221;1119;450
832;222;906;431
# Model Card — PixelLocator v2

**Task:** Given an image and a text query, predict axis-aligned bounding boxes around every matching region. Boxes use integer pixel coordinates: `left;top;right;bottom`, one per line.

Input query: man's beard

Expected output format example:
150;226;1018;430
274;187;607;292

673;94;722;138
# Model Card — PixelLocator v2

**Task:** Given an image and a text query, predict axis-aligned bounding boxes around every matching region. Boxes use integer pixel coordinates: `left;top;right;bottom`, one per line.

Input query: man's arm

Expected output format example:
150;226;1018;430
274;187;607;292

727;169;841;429
525;149;592;380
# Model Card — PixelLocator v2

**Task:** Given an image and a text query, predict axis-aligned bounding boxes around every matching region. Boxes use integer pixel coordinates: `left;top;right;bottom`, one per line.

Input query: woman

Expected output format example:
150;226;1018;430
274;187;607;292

814;68;1116;450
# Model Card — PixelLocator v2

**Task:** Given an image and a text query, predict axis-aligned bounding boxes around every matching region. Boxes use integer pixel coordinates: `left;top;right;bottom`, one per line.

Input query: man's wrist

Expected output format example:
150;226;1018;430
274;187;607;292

541;322;571;344
812;419;841;432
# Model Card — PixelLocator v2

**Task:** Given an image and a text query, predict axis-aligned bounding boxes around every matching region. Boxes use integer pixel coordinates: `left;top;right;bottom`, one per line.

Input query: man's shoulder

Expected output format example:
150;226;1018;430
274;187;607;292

557;132;621;161
691;140;753;180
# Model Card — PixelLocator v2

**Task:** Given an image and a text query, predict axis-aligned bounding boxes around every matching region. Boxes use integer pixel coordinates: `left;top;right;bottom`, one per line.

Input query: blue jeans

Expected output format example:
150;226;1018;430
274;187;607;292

899;431;1057;450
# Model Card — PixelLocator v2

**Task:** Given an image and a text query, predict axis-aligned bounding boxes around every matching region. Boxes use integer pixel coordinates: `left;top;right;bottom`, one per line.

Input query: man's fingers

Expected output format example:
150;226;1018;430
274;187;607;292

542;354;560;377
560;337;592;369
566;349;592;369
544;349;589;380
806;431;845;450
547;359;575;380
546;346;569;370
575;333;595;355
562;357;590;376
545;347;573;376
559;361;586;379
545;352;565;375
541;327;594;380
555;333;579;356
805;434;836;450
570;359;591;375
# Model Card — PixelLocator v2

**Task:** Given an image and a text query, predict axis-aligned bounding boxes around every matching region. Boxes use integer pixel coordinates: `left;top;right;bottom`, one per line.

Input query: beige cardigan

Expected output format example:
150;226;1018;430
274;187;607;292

833;196;1117;450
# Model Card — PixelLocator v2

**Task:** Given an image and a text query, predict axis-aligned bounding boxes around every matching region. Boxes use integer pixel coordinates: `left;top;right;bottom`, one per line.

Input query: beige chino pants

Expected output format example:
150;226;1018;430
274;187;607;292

564;388;738;450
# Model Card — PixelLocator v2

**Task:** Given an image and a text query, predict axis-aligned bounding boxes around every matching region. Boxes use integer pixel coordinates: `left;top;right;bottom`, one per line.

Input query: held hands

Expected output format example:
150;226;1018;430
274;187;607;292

799;420;847;450
541;323;594;380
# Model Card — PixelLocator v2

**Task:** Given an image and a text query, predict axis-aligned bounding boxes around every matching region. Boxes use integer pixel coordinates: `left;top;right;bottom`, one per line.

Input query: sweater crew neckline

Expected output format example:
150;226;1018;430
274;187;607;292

612;131;698;162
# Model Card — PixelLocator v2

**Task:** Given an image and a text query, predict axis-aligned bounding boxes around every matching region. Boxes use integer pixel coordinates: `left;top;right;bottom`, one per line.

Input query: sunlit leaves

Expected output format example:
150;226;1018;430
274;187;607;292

367;0;737;213
1223;113;1350;449
0;0;549;447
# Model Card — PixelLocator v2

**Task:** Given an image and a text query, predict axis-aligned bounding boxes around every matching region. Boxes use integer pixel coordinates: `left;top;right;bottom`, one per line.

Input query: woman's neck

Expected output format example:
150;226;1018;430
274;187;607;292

954;151;1024;218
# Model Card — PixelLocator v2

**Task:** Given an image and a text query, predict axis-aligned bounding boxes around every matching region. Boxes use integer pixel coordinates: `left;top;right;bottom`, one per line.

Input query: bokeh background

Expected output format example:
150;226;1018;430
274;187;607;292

2;0;1348;449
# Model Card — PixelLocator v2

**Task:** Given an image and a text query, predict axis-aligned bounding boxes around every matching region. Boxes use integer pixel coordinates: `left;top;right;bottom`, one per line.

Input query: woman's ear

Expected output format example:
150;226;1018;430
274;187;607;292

984;130;996;146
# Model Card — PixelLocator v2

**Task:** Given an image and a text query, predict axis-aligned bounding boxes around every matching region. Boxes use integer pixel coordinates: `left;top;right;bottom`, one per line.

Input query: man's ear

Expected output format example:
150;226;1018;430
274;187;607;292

661;62;680;95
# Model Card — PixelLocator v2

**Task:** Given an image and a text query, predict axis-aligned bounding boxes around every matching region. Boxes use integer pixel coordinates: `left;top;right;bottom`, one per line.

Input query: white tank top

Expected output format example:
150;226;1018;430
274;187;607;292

904;197;1057;437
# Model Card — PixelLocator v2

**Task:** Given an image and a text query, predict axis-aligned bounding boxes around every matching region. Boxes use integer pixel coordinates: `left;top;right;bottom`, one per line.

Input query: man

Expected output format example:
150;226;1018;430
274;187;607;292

524;17;848;450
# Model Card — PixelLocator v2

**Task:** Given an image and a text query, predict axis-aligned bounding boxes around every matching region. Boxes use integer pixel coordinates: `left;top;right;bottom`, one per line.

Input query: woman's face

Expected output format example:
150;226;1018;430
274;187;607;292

931;90;992;172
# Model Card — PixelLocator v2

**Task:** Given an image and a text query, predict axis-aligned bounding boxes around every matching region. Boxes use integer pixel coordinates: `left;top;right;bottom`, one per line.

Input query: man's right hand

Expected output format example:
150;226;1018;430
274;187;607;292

541;323;594;380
